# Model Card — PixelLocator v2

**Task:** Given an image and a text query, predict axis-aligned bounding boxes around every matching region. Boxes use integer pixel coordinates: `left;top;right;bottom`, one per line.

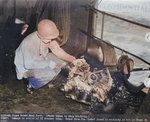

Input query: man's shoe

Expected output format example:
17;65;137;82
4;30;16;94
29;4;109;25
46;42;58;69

23;78;34;94
26;84;34;94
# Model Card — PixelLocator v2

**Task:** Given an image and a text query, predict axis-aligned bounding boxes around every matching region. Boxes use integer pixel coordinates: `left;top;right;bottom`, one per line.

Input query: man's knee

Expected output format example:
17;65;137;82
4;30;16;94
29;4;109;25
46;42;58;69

45;69;56;81
25;68;56;82
34;68;56;81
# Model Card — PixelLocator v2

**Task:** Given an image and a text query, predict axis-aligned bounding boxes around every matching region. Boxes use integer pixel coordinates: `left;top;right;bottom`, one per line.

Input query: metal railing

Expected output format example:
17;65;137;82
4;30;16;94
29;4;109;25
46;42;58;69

90;7;150;40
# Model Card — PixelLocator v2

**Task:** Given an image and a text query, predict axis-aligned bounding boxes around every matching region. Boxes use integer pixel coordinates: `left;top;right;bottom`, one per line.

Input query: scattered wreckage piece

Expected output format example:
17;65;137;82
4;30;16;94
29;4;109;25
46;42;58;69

61;58;112;105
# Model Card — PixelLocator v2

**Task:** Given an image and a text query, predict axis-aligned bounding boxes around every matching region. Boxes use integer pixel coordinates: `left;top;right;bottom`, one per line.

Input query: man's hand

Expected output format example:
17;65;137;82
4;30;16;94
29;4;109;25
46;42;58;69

72;59;86;66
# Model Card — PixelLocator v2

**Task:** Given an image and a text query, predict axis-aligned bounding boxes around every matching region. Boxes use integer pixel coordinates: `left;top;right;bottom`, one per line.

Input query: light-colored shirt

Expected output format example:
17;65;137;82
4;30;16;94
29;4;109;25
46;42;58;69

14;31;53;79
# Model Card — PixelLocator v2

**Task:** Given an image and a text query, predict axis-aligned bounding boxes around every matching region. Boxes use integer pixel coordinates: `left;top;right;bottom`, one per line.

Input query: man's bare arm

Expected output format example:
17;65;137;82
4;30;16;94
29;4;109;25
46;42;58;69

49;40;76;63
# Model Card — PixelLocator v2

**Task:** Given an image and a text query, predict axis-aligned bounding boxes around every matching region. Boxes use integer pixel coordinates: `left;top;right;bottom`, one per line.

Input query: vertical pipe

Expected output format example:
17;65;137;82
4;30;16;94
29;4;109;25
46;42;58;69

88;8;94;35
101;12;105;40
87;8;94;44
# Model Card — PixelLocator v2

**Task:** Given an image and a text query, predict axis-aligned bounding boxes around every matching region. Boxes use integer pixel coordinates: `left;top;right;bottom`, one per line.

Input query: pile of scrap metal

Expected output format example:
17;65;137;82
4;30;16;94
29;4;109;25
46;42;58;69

60;57;112;105
60;56;146;114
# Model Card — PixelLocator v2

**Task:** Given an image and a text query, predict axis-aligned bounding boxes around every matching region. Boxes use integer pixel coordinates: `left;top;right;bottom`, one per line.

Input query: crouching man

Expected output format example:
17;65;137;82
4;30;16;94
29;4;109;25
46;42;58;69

14;19;76;93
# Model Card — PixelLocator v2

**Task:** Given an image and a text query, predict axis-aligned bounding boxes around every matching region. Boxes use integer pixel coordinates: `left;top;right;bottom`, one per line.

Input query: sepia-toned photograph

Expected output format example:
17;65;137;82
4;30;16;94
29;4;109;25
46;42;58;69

0;0;150;121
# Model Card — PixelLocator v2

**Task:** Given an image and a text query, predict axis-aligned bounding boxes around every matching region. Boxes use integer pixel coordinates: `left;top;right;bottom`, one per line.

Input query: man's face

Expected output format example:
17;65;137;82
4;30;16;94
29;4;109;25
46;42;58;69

37;34;52;44
40;38;51;44
37;32;58;44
